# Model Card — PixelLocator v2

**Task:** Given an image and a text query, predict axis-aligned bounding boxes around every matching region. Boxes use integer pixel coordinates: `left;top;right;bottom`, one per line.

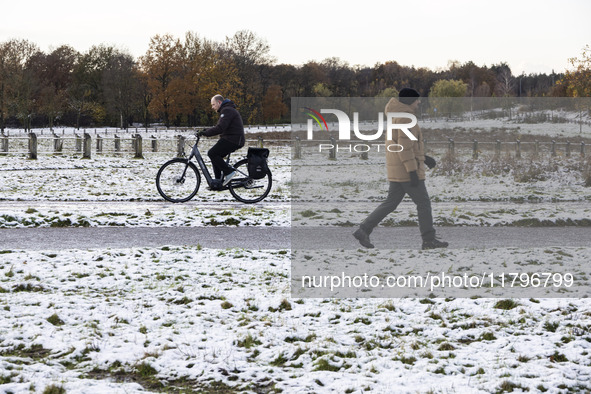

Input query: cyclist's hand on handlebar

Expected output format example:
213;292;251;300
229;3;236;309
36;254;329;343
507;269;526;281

195;129;207;137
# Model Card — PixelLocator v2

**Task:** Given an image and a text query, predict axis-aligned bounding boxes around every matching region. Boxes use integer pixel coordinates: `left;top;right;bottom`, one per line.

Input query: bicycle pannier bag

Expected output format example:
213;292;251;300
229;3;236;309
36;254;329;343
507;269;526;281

247;147;269;179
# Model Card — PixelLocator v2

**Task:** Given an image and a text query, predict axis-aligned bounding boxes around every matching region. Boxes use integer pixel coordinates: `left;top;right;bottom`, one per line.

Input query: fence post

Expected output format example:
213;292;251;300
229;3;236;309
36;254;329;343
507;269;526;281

96;135;103;153
258;136;264;148
75;134;82;152
472;139;478;159
1;132;8;153
448;138;455;156
534;140;539;156
83;133;92;159
423;138;427;153
151;135;158;152
551;140;556;157
329;137;336;159
28;132;37;160
360;149;369;160
133;134;143;159
566;141;571;157
53;133;62;154
177;135;186;158
294;136;301;159
581;142;585;157
114;134;121;153
495;140;501;158
515;139;521;158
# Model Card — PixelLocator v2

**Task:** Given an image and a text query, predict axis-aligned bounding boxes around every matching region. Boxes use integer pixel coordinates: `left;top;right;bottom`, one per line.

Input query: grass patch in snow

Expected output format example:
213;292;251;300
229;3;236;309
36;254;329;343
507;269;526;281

42;385;66;394
496;380;529;393
494;299;520;310
0;343;51;360
46;313;65;326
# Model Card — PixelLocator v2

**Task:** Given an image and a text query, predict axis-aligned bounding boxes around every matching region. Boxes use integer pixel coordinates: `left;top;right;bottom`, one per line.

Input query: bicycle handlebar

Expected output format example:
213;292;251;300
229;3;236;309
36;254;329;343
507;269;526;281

195;128;208;138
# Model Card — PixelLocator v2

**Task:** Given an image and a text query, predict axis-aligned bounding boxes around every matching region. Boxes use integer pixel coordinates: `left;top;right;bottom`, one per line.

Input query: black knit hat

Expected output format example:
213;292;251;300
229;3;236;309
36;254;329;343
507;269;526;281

399;88;420;105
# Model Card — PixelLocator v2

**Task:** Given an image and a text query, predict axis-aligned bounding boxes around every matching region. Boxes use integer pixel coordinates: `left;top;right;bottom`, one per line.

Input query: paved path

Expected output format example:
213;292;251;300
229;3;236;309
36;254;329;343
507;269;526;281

0;227;291;251
292;227;591;249
0;226;589;251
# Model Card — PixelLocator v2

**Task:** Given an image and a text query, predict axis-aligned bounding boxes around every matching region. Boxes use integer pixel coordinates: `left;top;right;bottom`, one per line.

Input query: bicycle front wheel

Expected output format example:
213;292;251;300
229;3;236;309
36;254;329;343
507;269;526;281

156;158;201;203
228;159;272;204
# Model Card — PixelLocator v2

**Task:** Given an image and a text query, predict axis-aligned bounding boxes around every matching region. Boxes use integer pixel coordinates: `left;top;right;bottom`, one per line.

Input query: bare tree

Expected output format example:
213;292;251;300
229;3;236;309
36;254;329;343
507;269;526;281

495;65;515;97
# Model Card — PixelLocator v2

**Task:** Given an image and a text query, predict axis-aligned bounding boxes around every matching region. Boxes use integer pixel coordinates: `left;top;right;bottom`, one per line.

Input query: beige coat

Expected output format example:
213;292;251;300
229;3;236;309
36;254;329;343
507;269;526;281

385;98;426;182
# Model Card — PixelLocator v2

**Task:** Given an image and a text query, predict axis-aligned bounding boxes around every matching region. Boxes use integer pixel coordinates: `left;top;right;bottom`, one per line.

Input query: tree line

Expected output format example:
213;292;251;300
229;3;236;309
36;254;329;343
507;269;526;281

0;31;587;131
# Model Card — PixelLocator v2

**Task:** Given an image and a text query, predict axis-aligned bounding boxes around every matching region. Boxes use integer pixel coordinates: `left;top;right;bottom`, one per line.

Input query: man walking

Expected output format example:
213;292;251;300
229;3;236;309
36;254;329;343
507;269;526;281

353;88;448;250
198;95;245;186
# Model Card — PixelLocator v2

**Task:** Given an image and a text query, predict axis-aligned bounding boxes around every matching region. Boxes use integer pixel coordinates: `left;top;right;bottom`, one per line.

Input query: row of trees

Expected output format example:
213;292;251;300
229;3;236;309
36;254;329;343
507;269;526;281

0;32;588;130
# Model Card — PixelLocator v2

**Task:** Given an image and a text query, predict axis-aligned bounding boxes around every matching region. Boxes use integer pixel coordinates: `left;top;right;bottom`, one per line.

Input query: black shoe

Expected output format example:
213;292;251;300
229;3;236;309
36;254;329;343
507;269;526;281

353;228;374;249
422;237;449;250
208;179;226;191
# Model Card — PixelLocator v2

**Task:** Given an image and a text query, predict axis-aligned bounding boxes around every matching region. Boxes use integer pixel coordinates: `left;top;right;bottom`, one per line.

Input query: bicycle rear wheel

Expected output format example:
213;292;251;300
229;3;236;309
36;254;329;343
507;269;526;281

228;159;272;203
156;158;201;203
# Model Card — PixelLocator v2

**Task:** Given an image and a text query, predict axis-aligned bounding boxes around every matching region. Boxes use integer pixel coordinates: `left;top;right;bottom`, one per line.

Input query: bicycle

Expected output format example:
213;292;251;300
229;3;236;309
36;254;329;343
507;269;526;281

156;134;272;204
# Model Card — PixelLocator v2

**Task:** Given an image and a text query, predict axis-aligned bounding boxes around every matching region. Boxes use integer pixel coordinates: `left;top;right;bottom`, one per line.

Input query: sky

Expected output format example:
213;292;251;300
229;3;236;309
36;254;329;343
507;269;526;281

1;0;590;75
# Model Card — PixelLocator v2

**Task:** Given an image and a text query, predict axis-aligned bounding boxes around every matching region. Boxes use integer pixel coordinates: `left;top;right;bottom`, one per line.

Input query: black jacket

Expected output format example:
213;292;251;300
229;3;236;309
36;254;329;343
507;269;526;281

204;99;245;147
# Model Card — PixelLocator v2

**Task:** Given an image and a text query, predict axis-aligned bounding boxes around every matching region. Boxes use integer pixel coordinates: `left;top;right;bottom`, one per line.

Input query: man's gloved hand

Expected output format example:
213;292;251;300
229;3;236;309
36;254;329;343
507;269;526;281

195;129;206;137
409;171;419;187
424;155;436;169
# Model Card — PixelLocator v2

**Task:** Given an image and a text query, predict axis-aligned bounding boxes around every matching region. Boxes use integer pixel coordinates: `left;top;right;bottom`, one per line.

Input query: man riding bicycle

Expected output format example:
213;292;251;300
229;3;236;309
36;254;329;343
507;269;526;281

197;95;246;186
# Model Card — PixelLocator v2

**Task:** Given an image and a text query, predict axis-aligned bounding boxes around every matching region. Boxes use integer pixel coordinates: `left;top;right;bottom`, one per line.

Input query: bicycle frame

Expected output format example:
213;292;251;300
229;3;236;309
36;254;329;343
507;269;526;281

156;134;272;203
185;136;235;188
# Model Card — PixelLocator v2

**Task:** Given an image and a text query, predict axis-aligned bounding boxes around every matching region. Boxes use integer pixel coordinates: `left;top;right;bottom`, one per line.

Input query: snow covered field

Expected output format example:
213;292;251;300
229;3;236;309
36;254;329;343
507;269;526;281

1;141;591;393
1;148;590;228
1;125;290;139
3;105;590;140
0;153;290;229
421;117;591;140
1;247;590;393
292;151;591;231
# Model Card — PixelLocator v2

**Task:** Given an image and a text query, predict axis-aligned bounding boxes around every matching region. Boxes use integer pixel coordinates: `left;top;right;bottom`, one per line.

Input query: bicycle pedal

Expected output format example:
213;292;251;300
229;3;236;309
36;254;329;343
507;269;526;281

207;185;229;191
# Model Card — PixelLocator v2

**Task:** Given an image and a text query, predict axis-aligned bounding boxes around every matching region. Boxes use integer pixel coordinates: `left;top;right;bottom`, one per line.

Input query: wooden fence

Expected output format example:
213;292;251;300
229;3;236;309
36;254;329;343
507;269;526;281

0;131;586;160
0;131;280;159
292;137;586;160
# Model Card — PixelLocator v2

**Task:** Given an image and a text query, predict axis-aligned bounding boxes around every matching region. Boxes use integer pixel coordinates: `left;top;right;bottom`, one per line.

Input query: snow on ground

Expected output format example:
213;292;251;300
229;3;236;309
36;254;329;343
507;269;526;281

0;149;290;202
0;202;290;228
421;118;591;140
0;247;590;393
2;146;590;228
291;150;591;230
292;201;591;228
1;134;591;393
1;125;291;138
0;152;291;229
2;107;590;140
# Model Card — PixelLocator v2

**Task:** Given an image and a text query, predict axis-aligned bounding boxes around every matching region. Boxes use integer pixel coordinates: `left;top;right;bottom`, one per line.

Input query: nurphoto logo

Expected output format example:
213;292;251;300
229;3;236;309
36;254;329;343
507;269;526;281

302;107;418;153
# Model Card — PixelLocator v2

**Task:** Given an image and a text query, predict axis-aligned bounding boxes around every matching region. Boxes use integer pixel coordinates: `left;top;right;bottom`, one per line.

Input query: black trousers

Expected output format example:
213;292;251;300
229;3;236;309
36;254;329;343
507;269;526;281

208;138;242;179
